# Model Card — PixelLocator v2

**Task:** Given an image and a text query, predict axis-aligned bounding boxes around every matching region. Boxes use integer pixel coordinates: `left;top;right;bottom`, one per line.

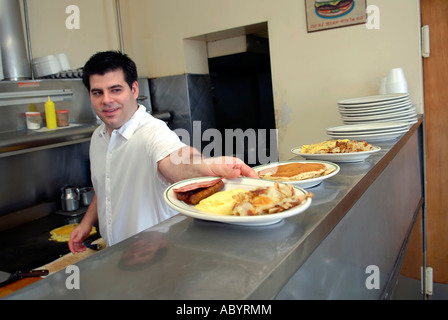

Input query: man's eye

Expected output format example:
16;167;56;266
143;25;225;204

92;91;102;96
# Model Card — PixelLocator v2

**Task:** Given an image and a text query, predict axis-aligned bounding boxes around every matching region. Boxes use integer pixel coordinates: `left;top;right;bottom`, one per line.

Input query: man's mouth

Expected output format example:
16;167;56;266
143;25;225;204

103;107;120;115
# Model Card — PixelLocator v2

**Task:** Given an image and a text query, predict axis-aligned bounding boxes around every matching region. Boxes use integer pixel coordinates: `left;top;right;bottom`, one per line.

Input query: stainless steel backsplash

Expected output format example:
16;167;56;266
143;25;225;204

150;74;215;150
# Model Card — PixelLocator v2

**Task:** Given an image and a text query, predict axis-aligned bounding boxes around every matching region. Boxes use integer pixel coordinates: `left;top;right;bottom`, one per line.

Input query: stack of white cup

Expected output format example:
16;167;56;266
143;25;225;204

379;68;408;94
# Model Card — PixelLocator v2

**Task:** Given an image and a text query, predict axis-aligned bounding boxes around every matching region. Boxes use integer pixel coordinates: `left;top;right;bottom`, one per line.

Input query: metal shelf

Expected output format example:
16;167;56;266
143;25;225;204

0;122;97;157
0;89;73;107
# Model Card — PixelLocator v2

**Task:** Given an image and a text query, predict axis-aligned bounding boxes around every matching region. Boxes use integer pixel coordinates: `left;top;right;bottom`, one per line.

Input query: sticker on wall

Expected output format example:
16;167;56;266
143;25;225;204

305;0;367;33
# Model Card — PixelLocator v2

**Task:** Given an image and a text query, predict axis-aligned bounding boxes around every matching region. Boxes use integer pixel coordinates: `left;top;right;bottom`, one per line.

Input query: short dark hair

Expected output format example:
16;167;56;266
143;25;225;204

82;50;138;91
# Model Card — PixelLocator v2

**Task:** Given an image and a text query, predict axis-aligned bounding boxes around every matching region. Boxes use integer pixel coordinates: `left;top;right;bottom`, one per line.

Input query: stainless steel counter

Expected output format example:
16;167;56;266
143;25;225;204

4;118;423;300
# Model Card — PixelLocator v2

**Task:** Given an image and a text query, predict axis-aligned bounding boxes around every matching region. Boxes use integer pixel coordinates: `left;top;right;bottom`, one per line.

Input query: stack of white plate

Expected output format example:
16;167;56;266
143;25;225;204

337;93;418;125
326;121;411;142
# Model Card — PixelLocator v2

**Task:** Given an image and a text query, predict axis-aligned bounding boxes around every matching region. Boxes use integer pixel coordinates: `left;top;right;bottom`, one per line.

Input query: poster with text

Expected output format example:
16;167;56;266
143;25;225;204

305;0;367;32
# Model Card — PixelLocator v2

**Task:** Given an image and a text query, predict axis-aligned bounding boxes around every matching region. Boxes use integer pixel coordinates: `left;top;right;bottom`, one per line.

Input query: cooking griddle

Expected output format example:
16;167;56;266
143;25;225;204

0;214;99;273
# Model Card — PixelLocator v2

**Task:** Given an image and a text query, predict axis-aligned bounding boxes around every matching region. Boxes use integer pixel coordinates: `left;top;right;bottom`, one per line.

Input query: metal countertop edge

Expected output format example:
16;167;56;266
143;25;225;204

247;116;423;299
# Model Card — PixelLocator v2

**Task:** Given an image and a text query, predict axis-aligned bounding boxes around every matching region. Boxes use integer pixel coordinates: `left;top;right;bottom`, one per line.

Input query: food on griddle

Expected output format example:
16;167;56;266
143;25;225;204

49;223;96;242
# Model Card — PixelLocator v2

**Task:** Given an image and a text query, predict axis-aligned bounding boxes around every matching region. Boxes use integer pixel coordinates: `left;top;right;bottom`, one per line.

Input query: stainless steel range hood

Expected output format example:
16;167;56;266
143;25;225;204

0;0;31;80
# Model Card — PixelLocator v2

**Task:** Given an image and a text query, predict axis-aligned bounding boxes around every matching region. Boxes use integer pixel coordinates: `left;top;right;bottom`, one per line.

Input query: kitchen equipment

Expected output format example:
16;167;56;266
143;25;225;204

0;269;48;288
55;53;70;71
61;185;80;212
79;187;94;206
0;214;99;275
0;0;31;80
83;239;102;251
0;48;3;80
32;55;62;78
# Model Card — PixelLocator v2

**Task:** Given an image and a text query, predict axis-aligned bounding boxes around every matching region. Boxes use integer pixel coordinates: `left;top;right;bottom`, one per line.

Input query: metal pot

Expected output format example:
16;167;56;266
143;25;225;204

60;185;80;212
79;187;94;206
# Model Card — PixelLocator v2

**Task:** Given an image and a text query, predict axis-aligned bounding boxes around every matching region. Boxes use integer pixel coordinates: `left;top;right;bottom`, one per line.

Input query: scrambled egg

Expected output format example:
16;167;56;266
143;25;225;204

300;139;350;154
195;189;247;215
50;223;96;242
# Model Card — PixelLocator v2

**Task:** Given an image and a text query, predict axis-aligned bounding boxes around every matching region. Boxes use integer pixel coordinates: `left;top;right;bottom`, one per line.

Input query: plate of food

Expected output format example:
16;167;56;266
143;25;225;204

253;160;340;188
291;139;381;163
164;177;313;226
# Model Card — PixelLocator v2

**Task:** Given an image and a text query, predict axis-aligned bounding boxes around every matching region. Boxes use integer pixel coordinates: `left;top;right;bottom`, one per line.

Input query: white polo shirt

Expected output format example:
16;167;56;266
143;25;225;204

90;105;186;246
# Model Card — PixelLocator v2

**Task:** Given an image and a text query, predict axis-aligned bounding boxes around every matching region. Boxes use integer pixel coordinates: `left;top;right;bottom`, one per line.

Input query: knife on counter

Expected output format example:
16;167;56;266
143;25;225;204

0;269;49;288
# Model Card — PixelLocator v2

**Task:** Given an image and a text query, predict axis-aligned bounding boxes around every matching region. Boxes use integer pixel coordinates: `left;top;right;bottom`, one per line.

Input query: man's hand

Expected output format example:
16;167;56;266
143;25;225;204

159;147;259;183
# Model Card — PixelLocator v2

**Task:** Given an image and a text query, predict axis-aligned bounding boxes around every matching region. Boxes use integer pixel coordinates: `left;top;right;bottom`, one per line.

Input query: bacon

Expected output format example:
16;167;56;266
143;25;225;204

173;178;224;205
173;178;222;193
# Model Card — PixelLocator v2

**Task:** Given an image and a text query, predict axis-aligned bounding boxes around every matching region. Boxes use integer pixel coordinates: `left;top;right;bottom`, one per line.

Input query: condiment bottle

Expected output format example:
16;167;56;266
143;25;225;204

45;96;57;129
25;111;42;129
56;109;69;127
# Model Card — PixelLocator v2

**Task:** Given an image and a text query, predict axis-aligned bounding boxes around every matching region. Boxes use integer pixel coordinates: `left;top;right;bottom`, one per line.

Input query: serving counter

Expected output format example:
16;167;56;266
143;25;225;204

4;117;424;300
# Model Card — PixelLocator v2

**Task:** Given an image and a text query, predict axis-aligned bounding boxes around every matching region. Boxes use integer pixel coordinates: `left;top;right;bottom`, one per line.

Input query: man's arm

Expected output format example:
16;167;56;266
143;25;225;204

158;146;258;184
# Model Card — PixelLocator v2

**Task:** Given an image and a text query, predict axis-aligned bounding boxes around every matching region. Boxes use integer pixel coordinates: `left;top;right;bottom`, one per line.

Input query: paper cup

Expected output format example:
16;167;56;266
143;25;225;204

379;77;387;94
386;81;408;94
387;68;407;83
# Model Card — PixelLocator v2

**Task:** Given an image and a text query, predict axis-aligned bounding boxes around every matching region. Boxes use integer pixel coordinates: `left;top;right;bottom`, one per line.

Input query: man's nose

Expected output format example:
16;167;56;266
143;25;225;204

102;91;114;104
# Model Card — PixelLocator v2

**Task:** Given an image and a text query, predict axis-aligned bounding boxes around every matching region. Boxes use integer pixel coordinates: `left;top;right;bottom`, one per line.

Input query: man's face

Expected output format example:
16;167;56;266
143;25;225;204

89;69;139;134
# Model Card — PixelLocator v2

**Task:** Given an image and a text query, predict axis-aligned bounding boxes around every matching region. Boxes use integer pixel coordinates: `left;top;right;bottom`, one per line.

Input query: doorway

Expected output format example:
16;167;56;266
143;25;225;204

208;35;277;166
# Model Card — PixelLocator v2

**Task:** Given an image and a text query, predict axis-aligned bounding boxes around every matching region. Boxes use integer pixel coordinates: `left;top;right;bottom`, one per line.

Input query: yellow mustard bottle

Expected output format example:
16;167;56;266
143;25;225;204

45;96;57;129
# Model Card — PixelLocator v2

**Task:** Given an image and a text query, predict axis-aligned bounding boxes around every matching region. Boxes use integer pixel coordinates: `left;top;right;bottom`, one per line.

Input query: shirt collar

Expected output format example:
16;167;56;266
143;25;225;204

98;104;147;140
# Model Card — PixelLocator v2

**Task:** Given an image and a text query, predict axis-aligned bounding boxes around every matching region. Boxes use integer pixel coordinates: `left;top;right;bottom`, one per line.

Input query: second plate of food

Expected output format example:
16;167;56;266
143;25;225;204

253;160;340;188
291;146;381;162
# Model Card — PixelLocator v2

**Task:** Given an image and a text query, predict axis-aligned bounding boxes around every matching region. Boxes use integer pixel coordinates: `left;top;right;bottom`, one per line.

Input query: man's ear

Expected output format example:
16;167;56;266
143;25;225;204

132;80;139;99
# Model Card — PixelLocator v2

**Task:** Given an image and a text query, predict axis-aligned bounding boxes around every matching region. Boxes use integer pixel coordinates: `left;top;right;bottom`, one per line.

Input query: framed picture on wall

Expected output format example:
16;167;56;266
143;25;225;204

305;0;367;33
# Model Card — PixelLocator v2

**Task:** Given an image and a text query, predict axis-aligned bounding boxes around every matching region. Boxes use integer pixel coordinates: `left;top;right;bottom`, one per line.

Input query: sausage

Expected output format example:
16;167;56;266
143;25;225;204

187;180;225;205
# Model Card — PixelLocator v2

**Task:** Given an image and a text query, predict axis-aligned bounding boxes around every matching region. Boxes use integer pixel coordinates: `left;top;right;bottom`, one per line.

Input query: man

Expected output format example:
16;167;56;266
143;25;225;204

69;51;258;251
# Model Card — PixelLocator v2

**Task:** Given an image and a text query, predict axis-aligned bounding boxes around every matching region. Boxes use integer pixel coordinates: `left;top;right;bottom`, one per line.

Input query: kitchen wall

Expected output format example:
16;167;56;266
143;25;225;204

25;0;423;161
21;0;120;71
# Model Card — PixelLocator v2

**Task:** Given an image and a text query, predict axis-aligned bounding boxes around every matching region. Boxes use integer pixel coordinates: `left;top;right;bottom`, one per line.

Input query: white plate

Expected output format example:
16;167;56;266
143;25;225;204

339;106;415;117
327;129;409;142
291;146;381;163
326;122;410;134
337;93;410;106
338;101;413;114
164;177;312;226
253;160;340;189
343;115;418;125
341;109;416;121
327;127;409;136
337;97;412;109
